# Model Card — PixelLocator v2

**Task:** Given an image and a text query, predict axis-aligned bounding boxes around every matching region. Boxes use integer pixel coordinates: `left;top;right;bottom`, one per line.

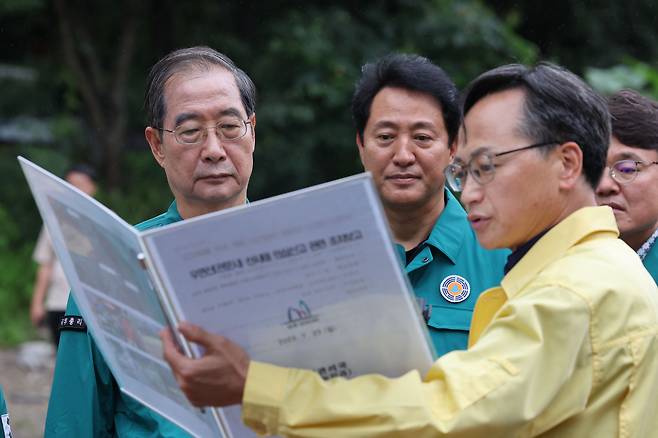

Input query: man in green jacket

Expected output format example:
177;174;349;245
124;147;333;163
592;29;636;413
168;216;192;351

351;54;507;356
45;46;257;437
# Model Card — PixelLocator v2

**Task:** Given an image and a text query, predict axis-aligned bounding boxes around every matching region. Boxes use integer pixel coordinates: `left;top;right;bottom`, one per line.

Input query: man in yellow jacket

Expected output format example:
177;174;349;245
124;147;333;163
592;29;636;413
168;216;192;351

162;62;658;437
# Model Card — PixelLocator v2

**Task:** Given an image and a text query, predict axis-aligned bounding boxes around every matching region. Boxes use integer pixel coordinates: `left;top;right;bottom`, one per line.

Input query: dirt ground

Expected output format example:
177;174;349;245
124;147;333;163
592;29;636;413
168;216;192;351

0;345;54;438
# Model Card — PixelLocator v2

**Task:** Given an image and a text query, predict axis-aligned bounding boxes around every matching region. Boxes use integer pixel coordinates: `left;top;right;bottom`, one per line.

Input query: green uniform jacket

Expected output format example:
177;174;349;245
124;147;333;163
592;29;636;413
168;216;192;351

644;238;658;284
1;386;11;438
0;387;6;416
403;190;508;357
45;201;190;437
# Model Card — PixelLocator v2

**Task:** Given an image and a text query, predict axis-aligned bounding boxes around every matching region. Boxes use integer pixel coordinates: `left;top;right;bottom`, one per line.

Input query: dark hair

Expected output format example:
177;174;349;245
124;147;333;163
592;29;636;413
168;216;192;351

66;163;97;182
608;89;658;152
462;62;610;189
351;53;461;146
144;46;257;128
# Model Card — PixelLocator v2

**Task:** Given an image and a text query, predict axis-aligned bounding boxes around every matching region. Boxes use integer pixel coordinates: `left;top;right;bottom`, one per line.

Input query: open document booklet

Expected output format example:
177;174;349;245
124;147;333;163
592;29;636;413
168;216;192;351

19;156;435;437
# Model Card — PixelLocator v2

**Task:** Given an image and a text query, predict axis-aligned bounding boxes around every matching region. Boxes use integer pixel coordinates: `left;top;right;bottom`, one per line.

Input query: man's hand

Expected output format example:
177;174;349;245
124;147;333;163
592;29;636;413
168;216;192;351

161;322;250;407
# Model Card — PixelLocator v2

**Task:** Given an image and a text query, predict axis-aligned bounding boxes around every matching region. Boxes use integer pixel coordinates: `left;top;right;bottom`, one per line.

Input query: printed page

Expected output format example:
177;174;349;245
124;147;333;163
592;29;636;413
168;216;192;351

142;173;435;437
18;157;222;438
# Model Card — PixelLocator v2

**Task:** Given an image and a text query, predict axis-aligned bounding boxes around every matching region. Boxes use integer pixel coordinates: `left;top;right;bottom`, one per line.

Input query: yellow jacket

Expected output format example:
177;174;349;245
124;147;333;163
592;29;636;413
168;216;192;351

242;207;658;437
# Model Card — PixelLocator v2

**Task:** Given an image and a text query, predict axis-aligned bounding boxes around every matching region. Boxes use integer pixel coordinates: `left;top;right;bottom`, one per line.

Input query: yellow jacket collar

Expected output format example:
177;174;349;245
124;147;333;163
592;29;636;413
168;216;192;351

501;206;619;299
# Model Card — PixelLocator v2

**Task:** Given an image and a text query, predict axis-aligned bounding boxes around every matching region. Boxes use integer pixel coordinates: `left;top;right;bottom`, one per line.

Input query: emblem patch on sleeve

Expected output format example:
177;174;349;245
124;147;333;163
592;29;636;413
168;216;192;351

1;413;11;438
440;275;471;303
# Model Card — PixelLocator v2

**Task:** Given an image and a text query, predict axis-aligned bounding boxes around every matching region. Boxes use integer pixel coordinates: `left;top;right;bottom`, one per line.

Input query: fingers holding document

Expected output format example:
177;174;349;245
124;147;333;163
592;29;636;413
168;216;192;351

161;322;250;407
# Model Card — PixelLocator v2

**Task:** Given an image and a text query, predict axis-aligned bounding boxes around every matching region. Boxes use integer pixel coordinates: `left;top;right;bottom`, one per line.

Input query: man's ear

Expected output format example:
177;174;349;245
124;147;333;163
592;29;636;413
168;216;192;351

249;113;256;152
355;132;366;166
556;141;584;190
448;130;460;161
145;127;166;168
451;125;468;161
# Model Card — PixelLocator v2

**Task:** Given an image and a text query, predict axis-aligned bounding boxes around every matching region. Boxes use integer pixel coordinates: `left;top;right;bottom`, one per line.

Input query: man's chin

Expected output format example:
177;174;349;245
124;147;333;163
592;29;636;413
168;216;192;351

195;189;245;208
381;186;439;207
382;196;427;211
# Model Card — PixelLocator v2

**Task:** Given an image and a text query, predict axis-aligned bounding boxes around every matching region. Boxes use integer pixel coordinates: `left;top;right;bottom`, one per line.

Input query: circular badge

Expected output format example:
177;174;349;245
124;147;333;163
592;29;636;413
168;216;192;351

440;275;471;303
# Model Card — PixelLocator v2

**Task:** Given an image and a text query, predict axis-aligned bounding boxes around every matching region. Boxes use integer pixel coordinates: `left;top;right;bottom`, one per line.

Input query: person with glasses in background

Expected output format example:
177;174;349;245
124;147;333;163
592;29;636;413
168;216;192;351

46;46;256;437
596;89;658;283
161;62;658;437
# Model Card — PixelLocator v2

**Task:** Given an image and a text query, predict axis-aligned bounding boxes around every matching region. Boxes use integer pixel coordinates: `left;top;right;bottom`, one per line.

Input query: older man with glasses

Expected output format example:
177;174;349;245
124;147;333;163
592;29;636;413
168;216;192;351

596;89;658;282
161;62;658;437
46;46;256;437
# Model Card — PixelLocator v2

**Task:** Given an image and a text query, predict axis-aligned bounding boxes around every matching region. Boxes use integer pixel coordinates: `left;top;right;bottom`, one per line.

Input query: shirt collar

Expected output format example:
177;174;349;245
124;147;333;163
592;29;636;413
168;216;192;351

166;200;183;222
501;206;619;299
424;189;467;265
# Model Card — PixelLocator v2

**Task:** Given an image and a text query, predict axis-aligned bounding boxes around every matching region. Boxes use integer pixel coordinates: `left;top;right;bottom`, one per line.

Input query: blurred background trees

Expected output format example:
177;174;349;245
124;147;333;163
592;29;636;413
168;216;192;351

2;0;657;344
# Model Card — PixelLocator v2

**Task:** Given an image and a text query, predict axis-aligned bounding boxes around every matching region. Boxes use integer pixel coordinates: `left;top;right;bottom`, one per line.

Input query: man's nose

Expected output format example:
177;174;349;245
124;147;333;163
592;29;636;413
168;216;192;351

201;128;228;162
392;137;415;166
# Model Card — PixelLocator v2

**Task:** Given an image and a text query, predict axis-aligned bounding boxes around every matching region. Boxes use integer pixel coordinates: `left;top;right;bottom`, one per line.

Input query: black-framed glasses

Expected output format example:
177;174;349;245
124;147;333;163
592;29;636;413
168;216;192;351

156;117;252;145
607;159;658;184
444;141;558;192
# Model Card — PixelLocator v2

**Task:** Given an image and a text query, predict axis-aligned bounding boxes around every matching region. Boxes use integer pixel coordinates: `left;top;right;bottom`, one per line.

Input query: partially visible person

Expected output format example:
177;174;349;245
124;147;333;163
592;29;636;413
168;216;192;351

30;164;97;347
46;46;257;437
162;62;658;437
351;53;507;356
596;89;658;282
0;386;11;438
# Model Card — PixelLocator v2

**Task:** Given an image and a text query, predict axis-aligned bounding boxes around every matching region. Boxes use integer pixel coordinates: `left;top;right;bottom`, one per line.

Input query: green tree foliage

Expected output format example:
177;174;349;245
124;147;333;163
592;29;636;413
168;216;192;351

586;60;658;99
246;0;538;195
491;0;658;73
0;209;37;345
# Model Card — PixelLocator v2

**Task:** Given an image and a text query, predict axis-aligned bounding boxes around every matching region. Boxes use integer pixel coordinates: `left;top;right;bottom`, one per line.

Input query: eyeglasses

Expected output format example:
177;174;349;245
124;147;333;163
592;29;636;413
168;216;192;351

156;117;252;145
607;159;658;184
444;141;558;192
